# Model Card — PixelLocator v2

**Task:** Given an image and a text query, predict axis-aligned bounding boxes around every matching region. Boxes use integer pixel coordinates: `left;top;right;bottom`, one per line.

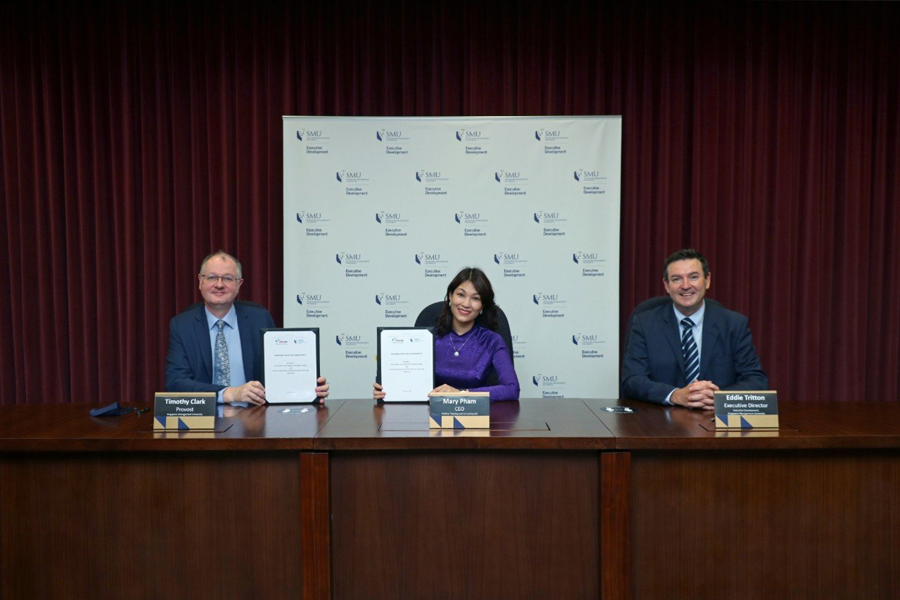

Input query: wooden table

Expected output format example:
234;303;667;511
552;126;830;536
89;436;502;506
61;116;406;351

316;399;617;599
0;401;342;599
584;398;900;599
1;399;898;599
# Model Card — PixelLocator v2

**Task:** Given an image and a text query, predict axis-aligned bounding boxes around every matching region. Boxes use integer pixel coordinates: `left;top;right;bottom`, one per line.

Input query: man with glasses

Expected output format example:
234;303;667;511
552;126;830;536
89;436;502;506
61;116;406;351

165;251;328;404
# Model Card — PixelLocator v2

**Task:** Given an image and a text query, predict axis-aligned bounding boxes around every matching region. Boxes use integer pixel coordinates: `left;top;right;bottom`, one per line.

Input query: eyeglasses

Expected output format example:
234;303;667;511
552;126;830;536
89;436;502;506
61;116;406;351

200;274;241;285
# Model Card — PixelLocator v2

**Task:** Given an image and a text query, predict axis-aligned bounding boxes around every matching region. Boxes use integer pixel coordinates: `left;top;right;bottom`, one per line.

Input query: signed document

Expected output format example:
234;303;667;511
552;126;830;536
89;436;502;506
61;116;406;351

377;327;435;403
262;328;319;403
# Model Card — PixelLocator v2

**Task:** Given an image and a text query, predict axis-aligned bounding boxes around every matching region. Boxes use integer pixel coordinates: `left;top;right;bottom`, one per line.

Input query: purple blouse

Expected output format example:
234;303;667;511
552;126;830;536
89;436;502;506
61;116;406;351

434;325;520;401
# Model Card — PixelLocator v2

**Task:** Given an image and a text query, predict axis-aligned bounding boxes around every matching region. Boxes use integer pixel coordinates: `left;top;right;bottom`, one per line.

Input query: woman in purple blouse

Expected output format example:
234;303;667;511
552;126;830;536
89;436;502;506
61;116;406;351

374;267;520;401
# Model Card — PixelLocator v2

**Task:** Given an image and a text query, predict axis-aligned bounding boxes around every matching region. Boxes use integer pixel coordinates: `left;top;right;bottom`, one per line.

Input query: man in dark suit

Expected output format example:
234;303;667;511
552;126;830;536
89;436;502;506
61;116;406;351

165;251;328;404
621;249;767;409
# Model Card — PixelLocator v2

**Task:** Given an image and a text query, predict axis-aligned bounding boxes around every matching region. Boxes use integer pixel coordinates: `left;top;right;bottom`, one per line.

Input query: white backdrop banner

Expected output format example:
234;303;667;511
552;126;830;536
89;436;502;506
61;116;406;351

283;116;621;399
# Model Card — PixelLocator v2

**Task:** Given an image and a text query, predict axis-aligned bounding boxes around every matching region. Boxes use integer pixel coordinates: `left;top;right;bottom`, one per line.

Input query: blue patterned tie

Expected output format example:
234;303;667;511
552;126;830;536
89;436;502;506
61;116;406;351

213;320;231;386
681;318;699;384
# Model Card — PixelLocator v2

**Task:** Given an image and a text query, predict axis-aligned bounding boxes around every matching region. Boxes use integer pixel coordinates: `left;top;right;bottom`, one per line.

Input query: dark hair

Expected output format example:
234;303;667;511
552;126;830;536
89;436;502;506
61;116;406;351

663;249;709;281
435;267;499;336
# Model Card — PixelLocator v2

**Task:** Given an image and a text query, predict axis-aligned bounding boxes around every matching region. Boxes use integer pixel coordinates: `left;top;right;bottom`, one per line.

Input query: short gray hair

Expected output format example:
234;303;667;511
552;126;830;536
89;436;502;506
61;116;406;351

199;251;243;279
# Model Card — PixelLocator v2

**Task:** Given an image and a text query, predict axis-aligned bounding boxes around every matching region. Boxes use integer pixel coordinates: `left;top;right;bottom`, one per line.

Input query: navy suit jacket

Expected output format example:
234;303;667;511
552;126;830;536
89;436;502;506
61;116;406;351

621;300;768;404
165;301;276;393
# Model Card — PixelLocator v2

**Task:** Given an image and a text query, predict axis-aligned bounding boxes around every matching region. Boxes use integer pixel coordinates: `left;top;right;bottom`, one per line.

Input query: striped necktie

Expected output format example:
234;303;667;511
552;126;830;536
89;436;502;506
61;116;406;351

213;320;231;386
681;317;699;384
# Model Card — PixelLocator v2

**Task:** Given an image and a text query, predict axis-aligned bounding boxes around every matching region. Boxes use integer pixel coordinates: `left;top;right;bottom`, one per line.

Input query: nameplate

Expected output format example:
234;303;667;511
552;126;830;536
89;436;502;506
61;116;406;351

153;392;216;431
714;391;779;428
428;392;490;429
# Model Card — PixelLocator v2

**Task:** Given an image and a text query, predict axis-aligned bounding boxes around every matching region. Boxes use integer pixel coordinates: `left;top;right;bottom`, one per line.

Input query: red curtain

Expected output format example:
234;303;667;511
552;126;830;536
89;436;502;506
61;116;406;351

1;0;898;404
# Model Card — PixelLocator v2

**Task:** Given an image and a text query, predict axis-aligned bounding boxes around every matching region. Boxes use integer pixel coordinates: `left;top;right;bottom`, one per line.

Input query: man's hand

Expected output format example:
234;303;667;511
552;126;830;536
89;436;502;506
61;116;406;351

224;381;266;405
670;380;719;410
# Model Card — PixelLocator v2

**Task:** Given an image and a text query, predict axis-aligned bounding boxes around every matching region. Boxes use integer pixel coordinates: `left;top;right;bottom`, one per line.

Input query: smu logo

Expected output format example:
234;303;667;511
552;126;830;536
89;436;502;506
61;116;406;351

296;211;324;223
534;128;567;142
296;129;323;141
335;170;362;183
532;373;559;386
335;334;362;346
376;212;408;226
296;293;319;305
494;170;525;183
533;211;561;223
532;372;565;396
376;129;404;142
416;170;447;183
336;170;368;183
296;293;328;307
494;252;520;265
296;129;330;144
375;212;402;223
572;251;599;264
572;334;599;345
335;252;363;265
534;129;560;141
574;169;602;182
375;294;403;306
415;170;442;182
532;293;560;305
455;211;481;223
456;129;483;142
415;252;441;265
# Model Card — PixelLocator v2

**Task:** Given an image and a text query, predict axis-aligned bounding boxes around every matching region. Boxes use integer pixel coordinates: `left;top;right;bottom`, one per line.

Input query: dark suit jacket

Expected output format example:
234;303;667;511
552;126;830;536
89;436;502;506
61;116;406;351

621;300;768;404
165;301;276;393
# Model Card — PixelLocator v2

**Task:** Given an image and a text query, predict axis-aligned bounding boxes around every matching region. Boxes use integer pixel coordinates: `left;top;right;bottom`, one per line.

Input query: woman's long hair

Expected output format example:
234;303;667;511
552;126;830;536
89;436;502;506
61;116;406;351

435;267;499;336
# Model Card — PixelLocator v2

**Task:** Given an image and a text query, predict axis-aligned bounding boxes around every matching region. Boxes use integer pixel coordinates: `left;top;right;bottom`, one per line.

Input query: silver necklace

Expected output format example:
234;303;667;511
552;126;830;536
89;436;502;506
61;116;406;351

450;332;472;357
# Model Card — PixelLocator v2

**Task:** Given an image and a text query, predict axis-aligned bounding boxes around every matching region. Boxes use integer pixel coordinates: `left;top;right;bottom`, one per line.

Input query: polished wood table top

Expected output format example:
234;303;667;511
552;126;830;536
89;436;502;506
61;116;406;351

1;398;899;452
0;399;615;452
315;398;616;450
0;400;344;451
586;398;900;450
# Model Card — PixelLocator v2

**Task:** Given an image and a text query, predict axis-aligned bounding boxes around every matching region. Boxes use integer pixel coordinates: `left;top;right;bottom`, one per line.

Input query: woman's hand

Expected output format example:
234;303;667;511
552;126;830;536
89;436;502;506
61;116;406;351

431;384;460;394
